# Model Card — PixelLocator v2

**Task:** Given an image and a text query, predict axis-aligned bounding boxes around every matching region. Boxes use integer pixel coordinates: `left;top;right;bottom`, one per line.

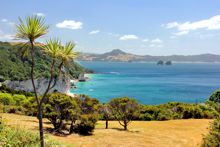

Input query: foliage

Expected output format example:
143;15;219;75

109;97;139;130
43;93;79;131
72;95;100;134
140;102;218;121
202;93;220;147
0;93;15;105
76;94;100;114
0;41;91;81
13;94;26;105
15;15;49;41
76;114;98;135
99;104;112;129
0;84;33;97
209;89;220;103
0;86;219;136
0;120;60;147
43;94;99;135
202;118;220;147
14;15;88;147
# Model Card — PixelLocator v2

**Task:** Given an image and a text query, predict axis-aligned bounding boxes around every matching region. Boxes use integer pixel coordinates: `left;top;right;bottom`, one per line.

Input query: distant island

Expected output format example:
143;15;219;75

157;60;172;65
78;49;220;62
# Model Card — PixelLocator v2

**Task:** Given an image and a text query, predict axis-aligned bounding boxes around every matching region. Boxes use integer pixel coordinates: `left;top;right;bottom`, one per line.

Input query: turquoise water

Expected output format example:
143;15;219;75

71;61;220;104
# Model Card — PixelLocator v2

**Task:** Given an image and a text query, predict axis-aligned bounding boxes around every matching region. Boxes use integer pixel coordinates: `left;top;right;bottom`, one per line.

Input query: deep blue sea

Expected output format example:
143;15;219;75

70;61;220;104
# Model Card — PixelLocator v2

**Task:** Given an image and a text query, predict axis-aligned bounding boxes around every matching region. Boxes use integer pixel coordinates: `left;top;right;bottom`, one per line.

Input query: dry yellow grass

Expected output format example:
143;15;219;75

2;113;211;147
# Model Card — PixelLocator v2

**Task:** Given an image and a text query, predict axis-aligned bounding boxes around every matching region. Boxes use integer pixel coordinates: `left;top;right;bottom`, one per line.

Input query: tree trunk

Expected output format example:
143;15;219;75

124;120;127;130
69;120;74;134
38;105;44;147
105;119;108;129
30;41;44;147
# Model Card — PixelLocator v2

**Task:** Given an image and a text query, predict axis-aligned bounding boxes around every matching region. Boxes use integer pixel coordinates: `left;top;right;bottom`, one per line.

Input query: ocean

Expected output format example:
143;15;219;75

70;61;220;104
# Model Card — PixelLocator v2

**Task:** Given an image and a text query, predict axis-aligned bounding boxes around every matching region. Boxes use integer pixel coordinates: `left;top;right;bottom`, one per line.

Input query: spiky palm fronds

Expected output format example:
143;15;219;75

60;41;79;66
16;15;49;42
42;38;62;59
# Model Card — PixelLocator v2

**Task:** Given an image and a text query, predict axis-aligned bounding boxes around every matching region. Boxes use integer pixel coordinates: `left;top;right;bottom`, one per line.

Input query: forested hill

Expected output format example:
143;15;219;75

78;49;220;62
0;41;90;81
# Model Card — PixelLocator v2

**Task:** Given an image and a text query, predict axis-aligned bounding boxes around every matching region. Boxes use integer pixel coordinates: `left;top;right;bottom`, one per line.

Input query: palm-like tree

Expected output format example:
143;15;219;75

16;15;48;147
41;39;62;98
48;41;79;90
16;16;78;147
59;41;79;71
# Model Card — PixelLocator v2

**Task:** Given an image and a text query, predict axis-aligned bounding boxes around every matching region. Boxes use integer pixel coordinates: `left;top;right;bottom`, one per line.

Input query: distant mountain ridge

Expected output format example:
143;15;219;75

78;49;220;62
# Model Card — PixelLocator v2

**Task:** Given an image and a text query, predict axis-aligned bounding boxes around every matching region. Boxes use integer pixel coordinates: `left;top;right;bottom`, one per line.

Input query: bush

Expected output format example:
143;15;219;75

209;89;220;103
13;94;26;105
0;93;15;105
43;92;79;131
77;114;98;135
157;109;173;121
203;118;220;147
0;121;60;147
139;113;153;121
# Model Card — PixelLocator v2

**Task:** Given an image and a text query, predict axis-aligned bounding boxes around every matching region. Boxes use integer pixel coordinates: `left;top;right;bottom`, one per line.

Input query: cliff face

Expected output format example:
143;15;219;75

3;77;70;95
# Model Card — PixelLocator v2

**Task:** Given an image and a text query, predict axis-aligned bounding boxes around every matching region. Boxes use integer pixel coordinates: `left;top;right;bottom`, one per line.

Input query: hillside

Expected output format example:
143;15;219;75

78;49;220;62
0;42;90;81
3;113;211;147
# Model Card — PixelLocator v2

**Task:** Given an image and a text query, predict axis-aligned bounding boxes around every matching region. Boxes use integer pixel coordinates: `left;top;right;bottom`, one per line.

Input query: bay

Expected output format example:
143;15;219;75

71;61;220;104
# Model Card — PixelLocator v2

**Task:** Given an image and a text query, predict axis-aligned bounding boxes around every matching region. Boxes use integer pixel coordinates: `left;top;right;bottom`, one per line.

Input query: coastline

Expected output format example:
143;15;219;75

66;73;92;97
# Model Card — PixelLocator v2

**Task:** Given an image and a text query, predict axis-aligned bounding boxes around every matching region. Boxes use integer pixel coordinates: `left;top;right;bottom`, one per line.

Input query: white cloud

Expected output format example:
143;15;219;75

173;30;189;36
89;30;100;35
0;34;14;40
1;18;15;27
34;13;45;17
163;22;179;29
142;38;149;42
56;20;83;30
151;38;163;43
149;44;164;48
119;34;138;40
1;19;8;22
164;15;220;35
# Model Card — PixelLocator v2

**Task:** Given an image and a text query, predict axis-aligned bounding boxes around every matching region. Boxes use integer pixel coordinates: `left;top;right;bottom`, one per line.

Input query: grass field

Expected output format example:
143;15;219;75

2;113;211;147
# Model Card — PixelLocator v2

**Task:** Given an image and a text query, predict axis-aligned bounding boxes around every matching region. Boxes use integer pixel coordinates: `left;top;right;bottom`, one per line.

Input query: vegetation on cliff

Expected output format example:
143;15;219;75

0;41;90;81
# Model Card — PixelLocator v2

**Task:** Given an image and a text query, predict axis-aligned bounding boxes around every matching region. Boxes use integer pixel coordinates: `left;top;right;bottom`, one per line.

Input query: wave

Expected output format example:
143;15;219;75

109;71;120;75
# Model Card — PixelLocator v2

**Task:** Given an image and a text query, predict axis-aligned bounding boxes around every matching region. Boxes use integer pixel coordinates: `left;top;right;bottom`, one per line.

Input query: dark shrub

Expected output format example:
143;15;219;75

77;114;98;135
209;89;220;103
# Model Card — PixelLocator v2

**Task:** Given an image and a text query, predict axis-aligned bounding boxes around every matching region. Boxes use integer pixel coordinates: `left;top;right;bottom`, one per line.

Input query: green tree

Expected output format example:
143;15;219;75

16;16;78;147
16;15;49;147
75;95;100;134
99;104;112;129
43;93;79;132
109;97;139;130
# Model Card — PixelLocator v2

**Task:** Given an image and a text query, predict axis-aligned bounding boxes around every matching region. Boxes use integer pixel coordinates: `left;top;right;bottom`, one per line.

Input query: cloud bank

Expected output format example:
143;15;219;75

163;15;220;36
56;20;83;30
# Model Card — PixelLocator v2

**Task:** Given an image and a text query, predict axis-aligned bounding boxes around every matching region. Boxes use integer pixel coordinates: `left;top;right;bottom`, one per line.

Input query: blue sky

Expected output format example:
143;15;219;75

0;0;220;55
